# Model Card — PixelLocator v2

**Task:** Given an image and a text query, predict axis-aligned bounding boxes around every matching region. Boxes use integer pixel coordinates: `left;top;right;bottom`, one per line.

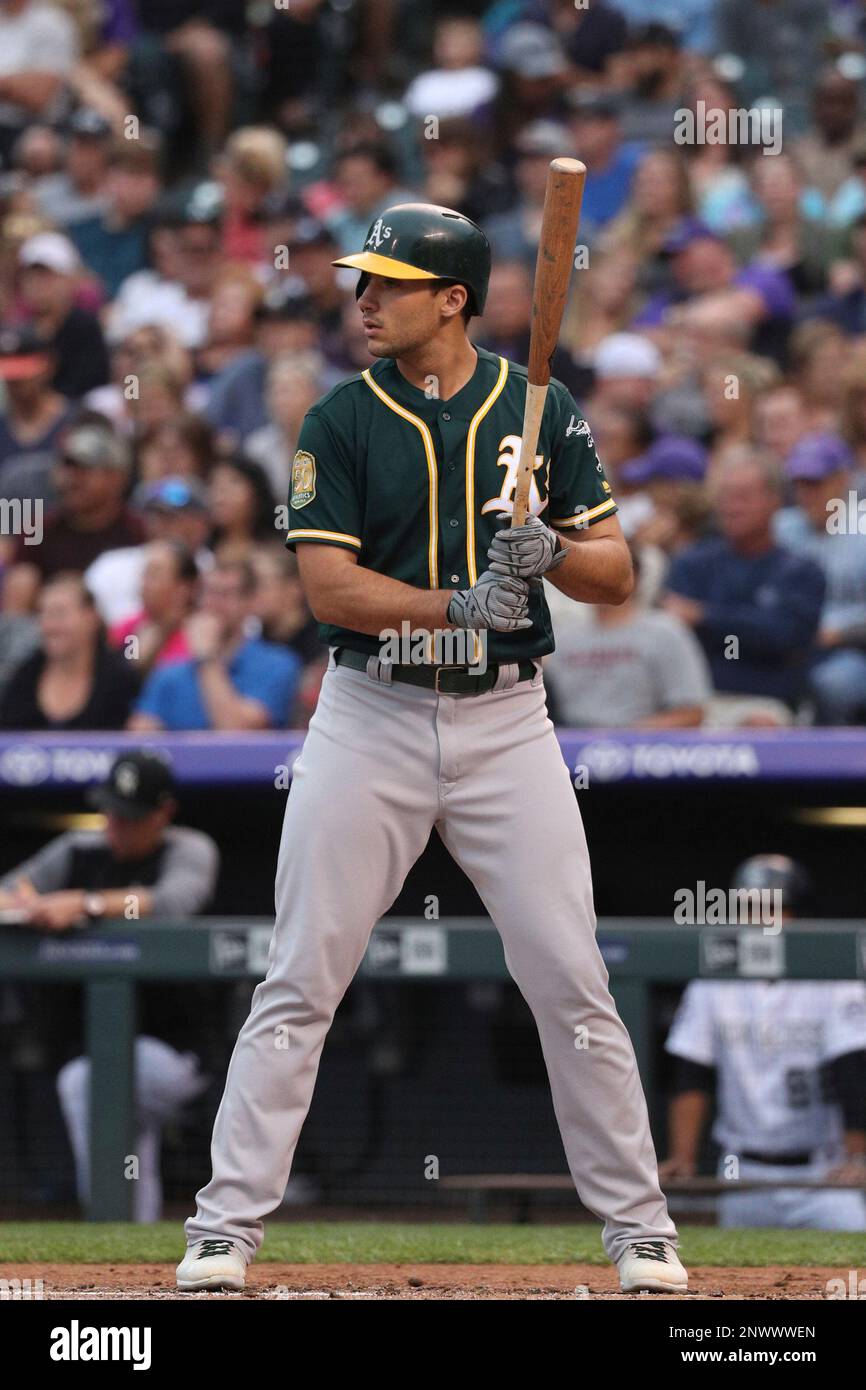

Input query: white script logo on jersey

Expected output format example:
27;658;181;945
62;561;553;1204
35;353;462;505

566;415;594;448
481;435;549;516
366;218;392;250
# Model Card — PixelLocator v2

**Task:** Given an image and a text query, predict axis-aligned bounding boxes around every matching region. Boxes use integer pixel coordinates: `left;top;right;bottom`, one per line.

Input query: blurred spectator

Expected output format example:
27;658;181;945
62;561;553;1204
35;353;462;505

207;454;276;561
602;148;693;292
0;0;79;166
620;435;713;556
205;284;329;445
0;571;139;729
788;320;849;431
249;544;326;727
490;22;570;151
0;324;70;502
544;547;711;728
17;230;110;396
681;74;753;234
752;384;811;467
244;352;325;501
328;141;415;255
88;327;204;435
3;419;143;611
702;352;781;469
476;259;581;395
132;1;246;163
546;0;627;73
215;125;288;265
589;332;661;412
85;475;212;625
484;119;568;266
727;153;837;298
32;107;112;227
665;456;825;720
417;116;511;225
634;219;796;365
561;248;639;365
283;217;349;353
839;346;866;478
775;434;866;724
0;749;219;1221
793;68;866;215
135;413;214;483
605;0;716;53
566;91;643;234
403;16;498;120
109;539;198;676
196;264;263;379
809;210;866;335
69;134;162;299
129;557;301;732
610;23;688;147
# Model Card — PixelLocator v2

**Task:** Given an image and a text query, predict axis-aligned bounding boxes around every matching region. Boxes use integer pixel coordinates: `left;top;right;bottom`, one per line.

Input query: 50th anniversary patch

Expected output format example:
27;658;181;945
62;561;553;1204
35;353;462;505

290;450;317;509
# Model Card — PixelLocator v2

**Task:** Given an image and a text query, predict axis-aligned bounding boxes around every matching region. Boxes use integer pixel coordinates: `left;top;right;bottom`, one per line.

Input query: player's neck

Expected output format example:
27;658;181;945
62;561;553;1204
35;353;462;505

394;332;478;402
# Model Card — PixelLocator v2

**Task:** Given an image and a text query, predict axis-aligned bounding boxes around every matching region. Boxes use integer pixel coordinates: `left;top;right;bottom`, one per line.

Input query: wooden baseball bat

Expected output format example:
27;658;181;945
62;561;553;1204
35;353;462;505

511;158;586;528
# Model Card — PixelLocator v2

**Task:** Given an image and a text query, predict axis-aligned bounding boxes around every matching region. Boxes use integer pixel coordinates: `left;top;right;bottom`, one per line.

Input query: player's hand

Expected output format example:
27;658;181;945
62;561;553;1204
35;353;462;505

447;570;532;632
825;1157;866;1187
487;513;567;580
21;890;87;932
658;1156;697;1181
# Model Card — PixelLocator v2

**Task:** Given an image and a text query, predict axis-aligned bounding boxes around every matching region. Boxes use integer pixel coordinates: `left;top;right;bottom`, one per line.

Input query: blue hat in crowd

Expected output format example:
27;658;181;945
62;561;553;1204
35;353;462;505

784;433;855;481
621;435;708;485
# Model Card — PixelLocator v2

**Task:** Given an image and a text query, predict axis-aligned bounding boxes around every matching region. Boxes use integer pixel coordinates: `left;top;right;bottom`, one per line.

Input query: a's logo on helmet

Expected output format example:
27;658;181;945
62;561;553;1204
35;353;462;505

366;218;392;251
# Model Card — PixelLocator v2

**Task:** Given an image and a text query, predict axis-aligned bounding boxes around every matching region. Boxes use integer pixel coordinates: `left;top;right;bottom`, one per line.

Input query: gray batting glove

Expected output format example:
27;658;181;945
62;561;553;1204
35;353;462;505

487;513;567;580
447;570;532;632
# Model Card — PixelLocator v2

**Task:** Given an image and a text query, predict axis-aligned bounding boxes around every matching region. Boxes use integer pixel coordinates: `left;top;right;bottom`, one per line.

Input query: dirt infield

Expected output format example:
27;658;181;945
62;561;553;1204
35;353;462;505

0;1263;846;1300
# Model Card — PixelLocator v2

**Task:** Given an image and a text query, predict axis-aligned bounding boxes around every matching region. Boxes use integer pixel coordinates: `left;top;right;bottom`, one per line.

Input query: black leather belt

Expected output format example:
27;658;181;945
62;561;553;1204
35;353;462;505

740;1150;812;1166
334;647;537;696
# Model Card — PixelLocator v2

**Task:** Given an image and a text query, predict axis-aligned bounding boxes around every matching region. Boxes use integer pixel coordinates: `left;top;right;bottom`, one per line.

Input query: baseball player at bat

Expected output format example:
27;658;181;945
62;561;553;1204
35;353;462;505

177;201;687;1294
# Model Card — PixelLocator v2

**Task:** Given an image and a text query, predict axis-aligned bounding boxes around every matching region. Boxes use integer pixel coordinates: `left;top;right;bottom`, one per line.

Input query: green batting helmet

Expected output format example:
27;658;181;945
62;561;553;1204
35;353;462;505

332;203;491;315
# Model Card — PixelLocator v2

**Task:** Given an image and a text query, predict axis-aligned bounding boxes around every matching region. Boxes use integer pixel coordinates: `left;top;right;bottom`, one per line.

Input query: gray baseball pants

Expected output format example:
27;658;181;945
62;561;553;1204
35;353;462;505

186;656;677;1262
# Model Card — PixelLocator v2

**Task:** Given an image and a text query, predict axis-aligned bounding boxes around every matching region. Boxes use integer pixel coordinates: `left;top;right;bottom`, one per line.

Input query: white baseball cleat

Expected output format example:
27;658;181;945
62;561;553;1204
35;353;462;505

618;1240;688;1293
176;1238;246;1292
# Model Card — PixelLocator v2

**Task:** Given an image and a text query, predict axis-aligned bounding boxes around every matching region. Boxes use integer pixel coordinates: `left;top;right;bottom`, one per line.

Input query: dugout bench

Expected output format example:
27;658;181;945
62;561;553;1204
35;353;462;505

0;916;863;1221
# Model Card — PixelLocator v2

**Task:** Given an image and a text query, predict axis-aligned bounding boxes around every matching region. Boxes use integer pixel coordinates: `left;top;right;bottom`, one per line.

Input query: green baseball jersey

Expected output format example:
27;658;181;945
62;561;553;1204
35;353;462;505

285;345;617;663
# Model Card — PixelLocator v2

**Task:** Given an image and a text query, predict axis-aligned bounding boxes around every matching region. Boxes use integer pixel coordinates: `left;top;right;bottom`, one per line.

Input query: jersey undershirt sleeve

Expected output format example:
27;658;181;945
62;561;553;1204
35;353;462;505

665;981;717;1067
545;385;618;532
285;407;363;554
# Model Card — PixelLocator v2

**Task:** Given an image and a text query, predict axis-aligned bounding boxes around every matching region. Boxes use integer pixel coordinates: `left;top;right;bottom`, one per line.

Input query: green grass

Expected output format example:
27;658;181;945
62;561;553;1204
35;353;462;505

0;1222;862;1267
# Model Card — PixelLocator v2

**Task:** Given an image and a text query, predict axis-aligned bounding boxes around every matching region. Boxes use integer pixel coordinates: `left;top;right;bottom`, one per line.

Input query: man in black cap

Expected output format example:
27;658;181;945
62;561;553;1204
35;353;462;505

33;108;114;228
0;749;218;930
0;749;220;1220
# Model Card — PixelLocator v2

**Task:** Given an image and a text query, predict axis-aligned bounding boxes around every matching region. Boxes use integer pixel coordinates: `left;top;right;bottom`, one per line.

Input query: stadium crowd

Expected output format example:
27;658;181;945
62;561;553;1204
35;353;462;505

0;0;866;729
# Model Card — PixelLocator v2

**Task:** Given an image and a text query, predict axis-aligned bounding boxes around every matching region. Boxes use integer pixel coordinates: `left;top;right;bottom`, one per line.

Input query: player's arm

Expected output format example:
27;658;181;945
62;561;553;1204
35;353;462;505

297;545;453;634
545;513;633;605
822;1049;866;1183
659;1058;716;1180
296;545;529;635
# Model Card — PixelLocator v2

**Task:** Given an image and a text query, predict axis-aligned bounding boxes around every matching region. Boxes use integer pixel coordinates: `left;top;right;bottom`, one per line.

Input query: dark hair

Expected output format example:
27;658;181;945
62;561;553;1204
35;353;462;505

135;413;215;479
427;278;473;324
336;140;398;180
154;539;199;585
210;454;277;544
40;571;107;646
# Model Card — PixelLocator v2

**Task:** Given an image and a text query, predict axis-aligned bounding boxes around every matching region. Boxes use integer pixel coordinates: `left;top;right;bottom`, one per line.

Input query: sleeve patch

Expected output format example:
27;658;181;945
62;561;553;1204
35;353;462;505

290;450;317;510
